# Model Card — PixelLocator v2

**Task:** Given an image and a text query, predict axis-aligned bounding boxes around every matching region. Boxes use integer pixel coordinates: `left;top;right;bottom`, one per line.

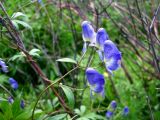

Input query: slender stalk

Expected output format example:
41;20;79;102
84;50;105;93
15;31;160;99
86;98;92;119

0;1;72;116
31;65;79;119
80;47;95;105
0;84;13;98
148;5;160;73
146;96;154;120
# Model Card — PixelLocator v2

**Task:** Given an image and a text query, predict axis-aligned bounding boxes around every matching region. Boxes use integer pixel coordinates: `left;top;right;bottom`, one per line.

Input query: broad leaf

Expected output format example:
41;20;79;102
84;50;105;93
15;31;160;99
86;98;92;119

60;84;75;109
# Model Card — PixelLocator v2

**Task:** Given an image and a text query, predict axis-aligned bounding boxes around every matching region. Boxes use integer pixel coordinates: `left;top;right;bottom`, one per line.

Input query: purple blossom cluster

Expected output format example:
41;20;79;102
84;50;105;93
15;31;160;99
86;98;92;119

106;100;129;119
81;21;121;74
82;21;122;96
81;21;129;119
0;59;24;108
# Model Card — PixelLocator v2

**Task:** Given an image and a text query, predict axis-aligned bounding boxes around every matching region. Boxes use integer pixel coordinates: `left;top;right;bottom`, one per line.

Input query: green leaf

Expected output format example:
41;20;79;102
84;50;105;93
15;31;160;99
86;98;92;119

60;84;75;109
15;111;32;120
46;113;67;120
80;105;86;115
0;101;13;119
83;113;106;120
12;20;19;29
12;20;32;29
56;58;77;64
9;52;24;61
11;12;27;19
74;108;81;115
74;105;86;116
29;49;41;57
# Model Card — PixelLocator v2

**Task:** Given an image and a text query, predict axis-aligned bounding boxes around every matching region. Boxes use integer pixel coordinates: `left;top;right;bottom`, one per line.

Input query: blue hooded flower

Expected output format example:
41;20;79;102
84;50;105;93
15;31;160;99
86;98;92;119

81;21;96;43
123;106;129;116
104;40;121;73
96;28;109;50
86;68;105;97
96;28;109;61
0;60;8;73
110;100;117;110
9;78;18;90
81;21;96;53
106;110;113;118
8;96;14;104
20;100;25;109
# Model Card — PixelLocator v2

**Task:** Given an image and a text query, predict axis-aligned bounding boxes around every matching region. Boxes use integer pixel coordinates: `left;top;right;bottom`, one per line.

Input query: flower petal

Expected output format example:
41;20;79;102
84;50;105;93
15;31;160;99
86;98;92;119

0;60;8;73
9;78;18;90
20;100;25;109
8;97;14;104
86;68;105;85
123;106;129;115
110;100;117;110
81;21;96;43
104;40;120;58
96;28;109;50
106;111;113;118
93;84;103;93
105;53;121;71
104;40;121;72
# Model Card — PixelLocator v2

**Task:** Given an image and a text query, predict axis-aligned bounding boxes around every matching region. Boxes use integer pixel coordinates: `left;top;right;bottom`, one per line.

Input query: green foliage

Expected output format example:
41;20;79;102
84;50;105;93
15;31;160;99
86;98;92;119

0;0;159;120
56;58;77;64
60;84;75;109
74;105;106;120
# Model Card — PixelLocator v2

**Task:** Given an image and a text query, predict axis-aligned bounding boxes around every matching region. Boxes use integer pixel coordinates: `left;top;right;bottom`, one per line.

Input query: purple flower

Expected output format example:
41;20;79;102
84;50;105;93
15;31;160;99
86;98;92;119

81;21;96;44
9;78;18;90
104;40;121;74
96;28;109;50
37;0;42;3
110;100;117;110
0;60;8;73
8;96;14;104
86;68;105;97
20;100;25;109
123;106;129;115
106;110;113;118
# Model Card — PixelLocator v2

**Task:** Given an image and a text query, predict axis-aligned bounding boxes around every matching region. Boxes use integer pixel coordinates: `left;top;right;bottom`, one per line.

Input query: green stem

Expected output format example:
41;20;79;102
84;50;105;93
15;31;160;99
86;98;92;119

0;84;13;97
31;65;79;119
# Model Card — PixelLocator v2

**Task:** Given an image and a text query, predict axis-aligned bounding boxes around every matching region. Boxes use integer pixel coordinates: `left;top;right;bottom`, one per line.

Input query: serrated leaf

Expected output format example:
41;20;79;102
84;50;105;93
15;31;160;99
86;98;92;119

46;113;67;120
12;20;32;29
60;85;75;109
11;12;27;19
56;58;77;64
